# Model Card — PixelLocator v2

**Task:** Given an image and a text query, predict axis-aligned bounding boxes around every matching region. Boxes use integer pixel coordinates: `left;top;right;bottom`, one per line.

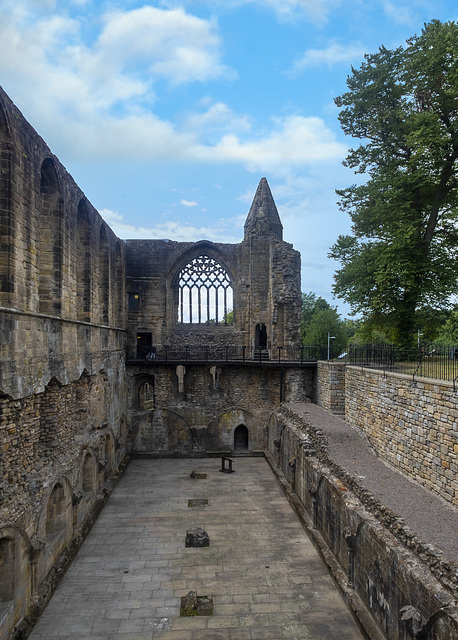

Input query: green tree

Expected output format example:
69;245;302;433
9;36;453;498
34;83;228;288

300;292;330;342
302;307;347;356
433;307;458;344
329;20;458;345
300;292;347;355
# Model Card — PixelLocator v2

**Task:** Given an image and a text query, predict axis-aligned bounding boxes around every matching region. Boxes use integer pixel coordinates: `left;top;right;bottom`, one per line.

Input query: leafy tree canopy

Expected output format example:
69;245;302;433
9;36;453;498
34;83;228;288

300;292;348;356
329;20;458;345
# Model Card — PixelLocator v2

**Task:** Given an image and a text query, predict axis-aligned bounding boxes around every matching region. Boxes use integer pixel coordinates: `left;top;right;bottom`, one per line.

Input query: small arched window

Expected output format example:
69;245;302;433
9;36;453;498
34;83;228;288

177;254;233;324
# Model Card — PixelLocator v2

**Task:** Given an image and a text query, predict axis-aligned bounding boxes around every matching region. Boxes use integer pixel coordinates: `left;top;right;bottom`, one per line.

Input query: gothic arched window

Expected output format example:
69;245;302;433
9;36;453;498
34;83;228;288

177;255;233;324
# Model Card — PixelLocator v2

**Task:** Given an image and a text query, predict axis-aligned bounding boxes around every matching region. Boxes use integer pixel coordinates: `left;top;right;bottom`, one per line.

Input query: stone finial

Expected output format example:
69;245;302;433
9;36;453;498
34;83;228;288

244;177;283;241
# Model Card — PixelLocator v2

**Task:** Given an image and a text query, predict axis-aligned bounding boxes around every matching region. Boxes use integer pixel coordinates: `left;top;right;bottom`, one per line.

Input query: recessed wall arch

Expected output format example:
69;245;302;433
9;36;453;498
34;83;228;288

138;376;155;411
114;240;124;326
76;199;92;322
131;407;193;454
0;536;15;602
206;406;260;452
0;99;14;300
98;224;110;324
45;482;69;537
118;415;128;465
0;525;31;633
104;431;116;477
38;477;73;584
39;157;63;315
81;451;96;494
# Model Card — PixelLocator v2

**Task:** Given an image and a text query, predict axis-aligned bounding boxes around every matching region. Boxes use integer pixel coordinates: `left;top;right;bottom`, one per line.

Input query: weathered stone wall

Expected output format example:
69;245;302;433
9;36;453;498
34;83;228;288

345;366;458;507
0;87;129;640
129;364;314;456
268;406;458;640
314;361;346;413
125;208;302;361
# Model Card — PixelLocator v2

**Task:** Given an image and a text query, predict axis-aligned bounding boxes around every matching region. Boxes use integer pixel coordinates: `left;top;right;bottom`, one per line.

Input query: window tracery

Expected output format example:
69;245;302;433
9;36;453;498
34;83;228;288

177;255;233;324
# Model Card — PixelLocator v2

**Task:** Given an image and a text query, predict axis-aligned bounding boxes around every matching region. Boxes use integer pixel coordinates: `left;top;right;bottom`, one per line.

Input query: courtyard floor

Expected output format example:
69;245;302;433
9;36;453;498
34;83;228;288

28;457;365;640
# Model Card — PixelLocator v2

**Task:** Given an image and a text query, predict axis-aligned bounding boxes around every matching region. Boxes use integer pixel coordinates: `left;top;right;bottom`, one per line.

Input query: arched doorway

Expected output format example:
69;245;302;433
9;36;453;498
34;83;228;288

234;425;249;451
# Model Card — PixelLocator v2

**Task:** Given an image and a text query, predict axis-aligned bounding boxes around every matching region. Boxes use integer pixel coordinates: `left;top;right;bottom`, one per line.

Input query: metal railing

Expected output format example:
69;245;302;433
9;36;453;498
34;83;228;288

128;344;328;364
348;343;458;383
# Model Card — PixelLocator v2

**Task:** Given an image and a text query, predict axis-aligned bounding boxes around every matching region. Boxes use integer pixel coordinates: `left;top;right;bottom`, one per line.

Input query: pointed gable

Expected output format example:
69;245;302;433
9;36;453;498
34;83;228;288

244;177;283;241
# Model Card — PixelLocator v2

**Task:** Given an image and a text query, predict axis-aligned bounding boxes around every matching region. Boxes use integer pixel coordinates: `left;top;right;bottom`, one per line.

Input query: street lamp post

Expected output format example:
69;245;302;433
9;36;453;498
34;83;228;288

327;333;335;360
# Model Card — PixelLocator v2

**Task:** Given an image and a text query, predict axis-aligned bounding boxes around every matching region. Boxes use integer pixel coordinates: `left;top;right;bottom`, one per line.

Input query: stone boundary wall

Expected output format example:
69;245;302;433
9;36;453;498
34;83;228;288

268;406;458;640
345;367;458;508
314;361;346;413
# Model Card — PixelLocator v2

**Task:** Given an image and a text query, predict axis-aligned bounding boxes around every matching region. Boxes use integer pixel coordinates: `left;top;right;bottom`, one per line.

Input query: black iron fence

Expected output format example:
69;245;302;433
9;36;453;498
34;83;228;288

348;343;458;383
129;344;328;364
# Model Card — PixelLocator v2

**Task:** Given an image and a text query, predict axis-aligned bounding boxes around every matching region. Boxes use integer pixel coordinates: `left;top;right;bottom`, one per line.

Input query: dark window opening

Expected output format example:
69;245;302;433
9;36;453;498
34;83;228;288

128;292;140;311
255;324;267;349
137;332;152;359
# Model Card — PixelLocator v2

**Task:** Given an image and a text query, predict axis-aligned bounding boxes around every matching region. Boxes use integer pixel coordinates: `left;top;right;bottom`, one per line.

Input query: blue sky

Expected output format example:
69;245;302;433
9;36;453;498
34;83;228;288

1;0;457;316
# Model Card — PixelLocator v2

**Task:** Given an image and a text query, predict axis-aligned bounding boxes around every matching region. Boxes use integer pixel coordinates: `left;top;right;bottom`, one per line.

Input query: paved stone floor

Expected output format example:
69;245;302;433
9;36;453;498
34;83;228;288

29;458;364;640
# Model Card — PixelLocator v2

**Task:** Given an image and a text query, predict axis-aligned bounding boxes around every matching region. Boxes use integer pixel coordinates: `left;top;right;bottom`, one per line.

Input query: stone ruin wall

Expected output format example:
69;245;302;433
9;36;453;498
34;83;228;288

268;406;458;640
125;233;302;360
129;365;314;456
0;87;129;639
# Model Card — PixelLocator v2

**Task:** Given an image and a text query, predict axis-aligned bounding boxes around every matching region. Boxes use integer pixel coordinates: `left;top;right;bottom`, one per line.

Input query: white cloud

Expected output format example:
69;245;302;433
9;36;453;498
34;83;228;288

162;0;341;23
291;42;365;74
207;115;346;174
0;3;232;119
382;2;418;26
96;7;234;86
183;101;251;135
180;199;198;207
0;1;346;177
255;0;341;21
99;208;241;243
